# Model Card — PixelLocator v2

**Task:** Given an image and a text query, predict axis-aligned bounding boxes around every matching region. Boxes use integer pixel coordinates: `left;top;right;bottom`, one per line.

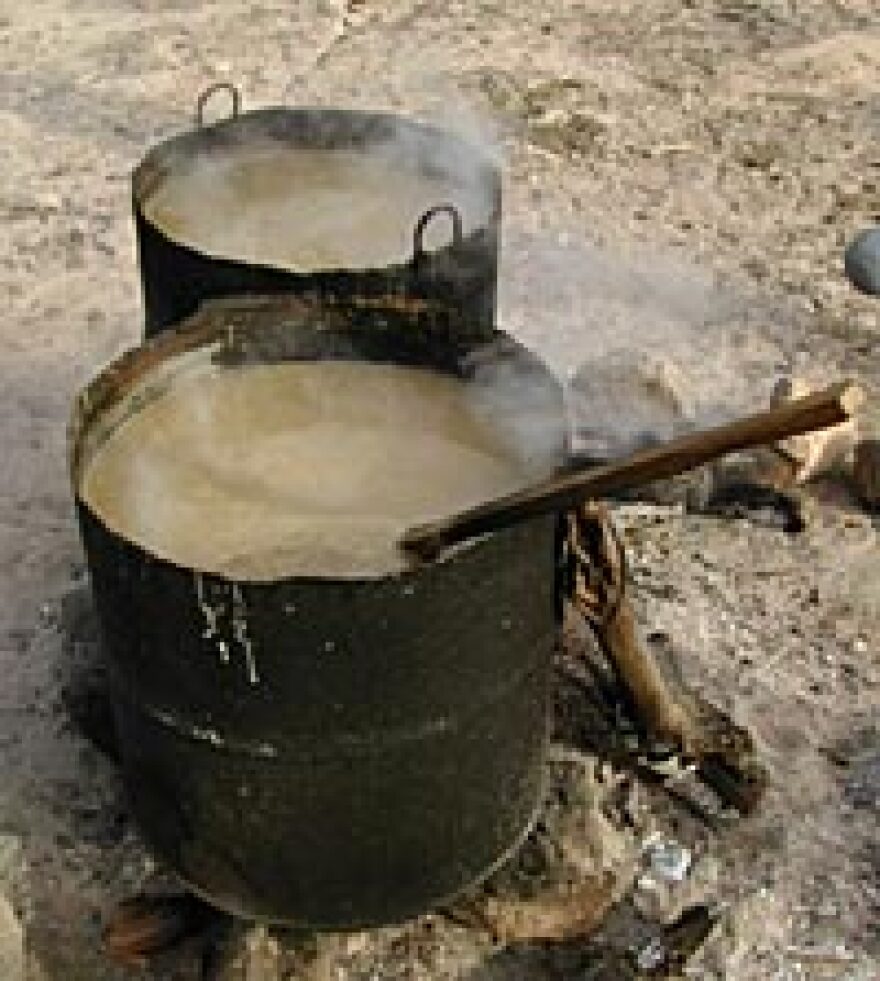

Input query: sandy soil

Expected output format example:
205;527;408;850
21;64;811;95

0;1;877;978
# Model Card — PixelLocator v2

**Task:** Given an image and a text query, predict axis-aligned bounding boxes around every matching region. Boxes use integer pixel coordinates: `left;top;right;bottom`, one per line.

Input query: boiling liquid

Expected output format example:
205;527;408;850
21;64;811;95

143;144;489;271
80;361;531;579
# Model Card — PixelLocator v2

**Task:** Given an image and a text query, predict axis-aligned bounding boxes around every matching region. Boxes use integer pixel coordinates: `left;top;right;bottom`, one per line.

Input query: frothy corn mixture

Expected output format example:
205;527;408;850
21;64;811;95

80;360;530;579
143;145;489;271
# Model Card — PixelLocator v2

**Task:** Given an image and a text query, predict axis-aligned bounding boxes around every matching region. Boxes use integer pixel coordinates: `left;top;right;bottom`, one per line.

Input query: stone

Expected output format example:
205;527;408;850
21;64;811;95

844;227;880;295
645;838;692;884
636;938;668;971
567;350;694;462
529;108;607;156
215;925;283;981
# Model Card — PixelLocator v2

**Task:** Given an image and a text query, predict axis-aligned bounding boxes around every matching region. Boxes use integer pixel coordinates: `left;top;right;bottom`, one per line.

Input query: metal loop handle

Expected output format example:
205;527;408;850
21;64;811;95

195;83;242;128
412;204;464;262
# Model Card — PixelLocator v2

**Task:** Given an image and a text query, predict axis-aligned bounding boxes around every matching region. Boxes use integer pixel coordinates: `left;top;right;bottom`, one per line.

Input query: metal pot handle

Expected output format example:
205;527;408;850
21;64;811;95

413;204;464;263
195;83;242;128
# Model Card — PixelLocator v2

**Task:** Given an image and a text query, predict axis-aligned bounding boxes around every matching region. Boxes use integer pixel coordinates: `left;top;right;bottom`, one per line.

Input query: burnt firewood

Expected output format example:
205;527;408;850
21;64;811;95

103;893;227;969
566;503;766;815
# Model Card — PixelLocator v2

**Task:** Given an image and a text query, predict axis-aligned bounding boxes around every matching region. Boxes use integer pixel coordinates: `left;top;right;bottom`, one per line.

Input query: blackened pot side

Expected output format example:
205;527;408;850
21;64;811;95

133;88;501;339
70;295;566;928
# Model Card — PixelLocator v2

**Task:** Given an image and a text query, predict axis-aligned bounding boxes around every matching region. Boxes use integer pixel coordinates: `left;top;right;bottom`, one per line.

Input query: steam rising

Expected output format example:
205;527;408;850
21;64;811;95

463;340;568;476
142;78;799;475
80;360;541;579
501;230;791;460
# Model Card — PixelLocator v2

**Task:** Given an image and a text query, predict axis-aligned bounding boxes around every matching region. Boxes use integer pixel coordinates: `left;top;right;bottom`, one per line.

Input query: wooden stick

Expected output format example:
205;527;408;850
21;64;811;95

402;381;860;561
571;502;696;750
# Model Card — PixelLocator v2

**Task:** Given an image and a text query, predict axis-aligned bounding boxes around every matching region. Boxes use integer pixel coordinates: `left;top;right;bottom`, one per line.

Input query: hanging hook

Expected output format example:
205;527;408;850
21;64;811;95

195;83;242;128
412;204;464;263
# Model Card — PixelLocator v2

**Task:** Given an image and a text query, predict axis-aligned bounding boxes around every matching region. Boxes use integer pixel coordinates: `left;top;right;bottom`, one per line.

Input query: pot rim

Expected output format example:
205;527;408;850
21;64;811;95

132;106;502;276
70;293;565;587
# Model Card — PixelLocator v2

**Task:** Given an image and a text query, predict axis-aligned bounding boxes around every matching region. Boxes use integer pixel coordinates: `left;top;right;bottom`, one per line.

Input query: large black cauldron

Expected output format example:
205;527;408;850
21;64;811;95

70;295;566;927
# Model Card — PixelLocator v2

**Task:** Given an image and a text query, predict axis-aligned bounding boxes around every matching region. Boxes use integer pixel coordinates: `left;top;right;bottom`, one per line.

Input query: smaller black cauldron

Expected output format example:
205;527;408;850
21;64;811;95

133;85;502;339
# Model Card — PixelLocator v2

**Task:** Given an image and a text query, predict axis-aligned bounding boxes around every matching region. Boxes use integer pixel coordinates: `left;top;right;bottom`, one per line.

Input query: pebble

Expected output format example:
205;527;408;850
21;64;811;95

844;228;880;295
645;837;692;883
636;938;667;971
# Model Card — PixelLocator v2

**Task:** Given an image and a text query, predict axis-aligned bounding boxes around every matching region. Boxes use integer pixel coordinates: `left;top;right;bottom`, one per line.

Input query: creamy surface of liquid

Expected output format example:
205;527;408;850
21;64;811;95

143;144;489;271
80;361;531;579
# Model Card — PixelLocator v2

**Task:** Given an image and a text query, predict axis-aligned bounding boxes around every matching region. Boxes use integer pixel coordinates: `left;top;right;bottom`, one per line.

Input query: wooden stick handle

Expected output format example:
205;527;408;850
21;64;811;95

401;381;861;561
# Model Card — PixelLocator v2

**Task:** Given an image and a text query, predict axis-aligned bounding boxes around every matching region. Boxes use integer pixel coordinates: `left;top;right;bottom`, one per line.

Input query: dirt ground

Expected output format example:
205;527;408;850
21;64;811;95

0;1;878;978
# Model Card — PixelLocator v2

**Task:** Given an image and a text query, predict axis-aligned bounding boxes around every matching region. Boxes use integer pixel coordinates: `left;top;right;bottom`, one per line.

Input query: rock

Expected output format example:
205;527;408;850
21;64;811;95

771;376;862;483
567;350;694;461
738;140;783;171
645;838;692;884
529;108;607;156
844;227;880;295
242;928;282;981
853;439;880;509
474;68;524;115
636;937;667;972
216;925;283;981
844;749;880;810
